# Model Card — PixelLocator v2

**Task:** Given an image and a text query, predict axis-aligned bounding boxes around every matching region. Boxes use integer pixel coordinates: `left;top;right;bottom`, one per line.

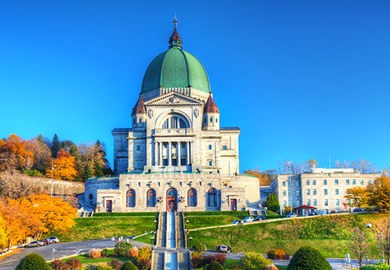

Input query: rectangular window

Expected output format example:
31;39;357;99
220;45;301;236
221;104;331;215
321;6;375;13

222;145;227;150
306;180;310;185
307;199;311;206
136;145;141;151
368;180;372;185
283;190;287;197
335;189;339;195
208;160;213;166
335;179;339;185
210;117;213;122
306;189;310;195
283;200;287;206
295;180;300;187
360;180;364;185
282;181;286;187
296;190;300;197
313;199;317;206
325;199;328;206
352;179;356;185
336;199;340;206
208;144;212;150
313;189;317;195
312;179;316;185
324;189;328;195
324;179;327;185
346;179;350;185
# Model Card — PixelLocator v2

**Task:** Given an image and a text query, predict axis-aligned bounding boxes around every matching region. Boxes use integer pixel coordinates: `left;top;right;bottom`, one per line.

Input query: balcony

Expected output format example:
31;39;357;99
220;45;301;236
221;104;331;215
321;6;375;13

153;128;195;137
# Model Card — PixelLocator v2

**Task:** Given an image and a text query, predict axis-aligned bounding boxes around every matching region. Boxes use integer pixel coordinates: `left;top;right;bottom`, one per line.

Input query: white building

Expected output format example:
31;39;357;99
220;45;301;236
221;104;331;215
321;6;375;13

81;21;260;213
271;167;380;214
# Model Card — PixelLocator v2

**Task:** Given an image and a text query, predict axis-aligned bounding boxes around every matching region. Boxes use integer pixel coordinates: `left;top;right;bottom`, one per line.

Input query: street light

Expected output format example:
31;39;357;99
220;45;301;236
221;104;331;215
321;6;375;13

188;237;193;249
150;236;155;247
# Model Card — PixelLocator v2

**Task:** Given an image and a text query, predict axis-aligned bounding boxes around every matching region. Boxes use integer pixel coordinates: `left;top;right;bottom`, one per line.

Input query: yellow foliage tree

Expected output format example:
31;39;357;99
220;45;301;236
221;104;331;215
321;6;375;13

6;134;34;170
0;214;8;249
344;186;368;208
366;176;390;212
27;194;77;233
46;149;77;180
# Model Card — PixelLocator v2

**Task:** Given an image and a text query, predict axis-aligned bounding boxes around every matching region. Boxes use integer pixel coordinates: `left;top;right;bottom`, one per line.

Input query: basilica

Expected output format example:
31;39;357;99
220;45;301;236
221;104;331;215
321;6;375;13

82;20;260;213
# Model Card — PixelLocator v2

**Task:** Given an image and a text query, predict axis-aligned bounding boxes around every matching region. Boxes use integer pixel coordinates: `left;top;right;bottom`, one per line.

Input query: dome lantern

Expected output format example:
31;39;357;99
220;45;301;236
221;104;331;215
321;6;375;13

169;17;182;49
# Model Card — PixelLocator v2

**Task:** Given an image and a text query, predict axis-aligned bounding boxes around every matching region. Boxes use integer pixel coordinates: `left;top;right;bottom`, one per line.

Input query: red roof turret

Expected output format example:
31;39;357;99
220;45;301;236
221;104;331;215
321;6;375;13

132;95;146;116
204;94;219;113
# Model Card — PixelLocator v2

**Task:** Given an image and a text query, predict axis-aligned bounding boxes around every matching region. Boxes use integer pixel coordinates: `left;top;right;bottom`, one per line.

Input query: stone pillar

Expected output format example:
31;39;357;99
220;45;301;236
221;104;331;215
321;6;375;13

168;142;172;166
186;141;190;165
159;142;163;166
177;142;181;167
154;141;157;166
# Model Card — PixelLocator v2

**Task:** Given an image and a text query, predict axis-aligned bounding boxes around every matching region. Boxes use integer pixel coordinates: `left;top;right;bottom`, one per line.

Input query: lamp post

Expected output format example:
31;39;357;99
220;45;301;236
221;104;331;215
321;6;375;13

189;236;193;249
150;236;155;248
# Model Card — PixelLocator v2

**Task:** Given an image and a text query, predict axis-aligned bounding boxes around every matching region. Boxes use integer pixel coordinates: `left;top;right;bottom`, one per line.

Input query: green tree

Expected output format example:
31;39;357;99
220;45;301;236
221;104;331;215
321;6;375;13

265;193;280;213
240;252;272;270
121;261;137;270
83;164;92;180
16;253;51;270
287;246;331;270
50;134;60;158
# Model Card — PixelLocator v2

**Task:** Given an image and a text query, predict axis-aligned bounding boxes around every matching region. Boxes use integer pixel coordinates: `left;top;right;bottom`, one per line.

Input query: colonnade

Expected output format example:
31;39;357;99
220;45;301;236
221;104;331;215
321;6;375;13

154;141;192;167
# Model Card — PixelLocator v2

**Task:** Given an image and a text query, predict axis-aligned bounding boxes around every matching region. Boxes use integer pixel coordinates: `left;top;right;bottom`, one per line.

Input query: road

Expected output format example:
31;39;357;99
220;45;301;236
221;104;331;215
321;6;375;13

0;239;376;270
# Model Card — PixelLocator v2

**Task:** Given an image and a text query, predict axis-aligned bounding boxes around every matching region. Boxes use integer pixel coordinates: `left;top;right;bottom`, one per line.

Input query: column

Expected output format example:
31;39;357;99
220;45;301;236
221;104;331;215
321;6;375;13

154;141;158;166
186;141;190;165
168;142;172;166
159;142;163;166
177;142;181;167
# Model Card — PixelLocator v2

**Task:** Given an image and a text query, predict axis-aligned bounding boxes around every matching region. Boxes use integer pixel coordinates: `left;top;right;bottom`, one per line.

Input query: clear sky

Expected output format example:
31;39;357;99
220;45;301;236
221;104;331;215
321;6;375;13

1;0;389;172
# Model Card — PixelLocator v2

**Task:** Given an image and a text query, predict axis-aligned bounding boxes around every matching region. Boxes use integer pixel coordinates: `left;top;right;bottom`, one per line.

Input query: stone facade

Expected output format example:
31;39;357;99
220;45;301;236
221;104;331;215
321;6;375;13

271;168;380;214
82;23;260;213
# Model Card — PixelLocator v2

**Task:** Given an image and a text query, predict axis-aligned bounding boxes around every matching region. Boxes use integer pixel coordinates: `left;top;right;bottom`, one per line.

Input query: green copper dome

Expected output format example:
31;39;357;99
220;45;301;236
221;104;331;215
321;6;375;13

141;26;211;95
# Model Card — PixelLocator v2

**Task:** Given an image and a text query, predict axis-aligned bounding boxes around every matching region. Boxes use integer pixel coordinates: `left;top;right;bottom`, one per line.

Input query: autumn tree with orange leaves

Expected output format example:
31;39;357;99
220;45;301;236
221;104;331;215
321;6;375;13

366;176;390;212
0;194;76;249
46;149;77;181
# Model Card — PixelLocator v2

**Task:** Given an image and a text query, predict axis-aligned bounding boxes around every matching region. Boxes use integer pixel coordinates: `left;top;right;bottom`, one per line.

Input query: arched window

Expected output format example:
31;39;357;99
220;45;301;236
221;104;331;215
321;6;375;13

187;188;197;207
207;188;218;207
88;194;93;204
126;189;136;207
162;115;188;129
147;189;156;207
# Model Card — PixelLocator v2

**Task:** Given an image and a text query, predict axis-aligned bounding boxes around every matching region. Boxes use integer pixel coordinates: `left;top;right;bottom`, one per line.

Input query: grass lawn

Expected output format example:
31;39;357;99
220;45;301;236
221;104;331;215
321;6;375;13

57;214;157;242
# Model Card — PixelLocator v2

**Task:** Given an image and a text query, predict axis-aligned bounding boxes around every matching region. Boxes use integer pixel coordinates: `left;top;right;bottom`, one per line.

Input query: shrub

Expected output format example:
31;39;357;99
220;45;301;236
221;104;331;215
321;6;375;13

267;249;289;260
240;252;273;270
109;259;122;270
128;246;139;258
121;261;138;270
212;253;227;266
287;246;331;270
191;252;203;268
66;258;82;269
96;265;114;270
101;248;109;257
50;259;64;270
205;261;225;270
16;253;51;270
361;265;390;270
89;248;102;258
136;247;152;269
192;242;205;252
265;265;279;270
114;241;133;257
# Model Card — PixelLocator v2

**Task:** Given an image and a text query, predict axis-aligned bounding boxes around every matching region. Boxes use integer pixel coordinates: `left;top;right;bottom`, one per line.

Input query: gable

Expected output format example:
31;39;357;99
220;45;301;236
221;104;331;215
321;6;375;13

145;92;203;107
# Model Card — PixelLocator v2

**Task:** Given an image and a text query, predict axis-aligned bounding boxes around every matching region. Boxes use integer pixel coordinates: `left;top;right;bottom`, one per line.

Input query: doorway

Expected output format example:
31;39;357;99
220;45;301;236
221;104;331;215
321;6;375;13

106;200;113;212
166;188;177;212
230;199;237;211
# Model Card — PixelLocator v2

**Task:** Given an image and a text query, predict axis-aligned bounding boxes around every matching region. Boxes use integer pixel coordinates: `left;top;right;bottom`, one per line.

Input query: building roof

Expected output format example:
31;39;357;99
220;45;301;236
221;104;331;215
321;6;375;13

141;20;211;95
131;95;146;115
204;94;219;113
293;205;317;210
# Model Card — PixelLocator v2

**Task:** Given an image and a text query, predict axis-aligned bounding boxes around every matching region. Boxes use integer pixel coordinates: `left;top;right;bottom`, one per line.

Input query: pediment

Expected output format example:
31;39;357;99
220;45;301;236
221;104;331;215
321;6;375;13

145;92;203;107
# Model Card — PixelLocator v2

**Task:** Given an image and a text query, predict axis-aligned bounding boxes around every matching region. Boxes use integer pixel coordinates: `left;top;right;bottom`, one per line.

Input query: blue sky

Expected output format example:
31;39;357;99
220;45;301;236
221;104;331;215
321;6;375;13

1;0;389;172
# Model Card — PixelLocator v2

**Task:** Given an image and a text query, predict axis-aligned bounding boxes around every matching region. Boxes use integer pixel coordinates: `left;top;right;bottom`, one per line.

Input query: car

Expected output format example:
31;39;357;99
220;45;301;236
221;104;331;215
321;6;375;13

26;240;45;248
232;220;241;225
286;212;297;218
308;212;317;216
216;245;232;253
254;216;265;221
45;236;60;244
353;208;362;212
242;216;254;223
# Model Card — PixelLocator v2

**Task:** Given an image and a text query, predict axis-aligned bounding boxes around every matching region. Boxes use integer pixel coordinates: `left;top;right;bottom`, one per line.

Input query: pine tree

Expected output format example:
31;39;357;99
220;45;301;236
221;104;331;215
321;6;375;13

50;134;60;158
83;164;92;180
265;193;280;213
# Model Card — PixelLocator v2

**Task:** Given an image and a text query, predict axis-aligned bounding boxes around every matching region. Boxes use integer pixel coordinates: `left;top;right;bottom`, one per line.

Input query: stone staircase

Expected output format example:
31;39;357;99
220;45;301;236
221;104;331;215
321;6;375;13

151;212;192;270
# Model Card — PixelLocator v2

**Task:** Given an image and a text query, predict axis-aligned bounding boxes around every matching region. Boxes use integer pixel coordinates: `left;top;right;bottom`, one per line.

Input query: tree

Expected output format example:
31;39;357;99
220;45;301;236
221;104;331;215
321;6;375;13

344;187;368;209
0;135;34;171
239;252;273;270
287;246;331;270
0;170;38;199
350;227;370;268
0;213;8;249
27;194;77;234
374;218;390;264
50;134;60;158
351;160;377;173
16;253;51;270
265;193;280;213
26;137;51;175
121;261;138;270
46;149;77;181
243;168;271;186
366;176;390;212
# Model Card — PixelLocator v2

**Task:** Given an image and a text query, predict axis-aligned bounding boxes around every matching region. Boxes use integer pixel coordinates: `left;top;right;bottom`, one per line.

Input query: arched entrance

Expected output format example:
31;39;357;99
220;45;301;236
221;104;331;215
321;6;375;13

166;188;178;212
